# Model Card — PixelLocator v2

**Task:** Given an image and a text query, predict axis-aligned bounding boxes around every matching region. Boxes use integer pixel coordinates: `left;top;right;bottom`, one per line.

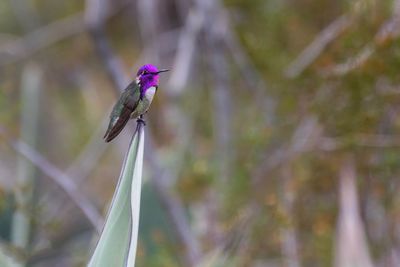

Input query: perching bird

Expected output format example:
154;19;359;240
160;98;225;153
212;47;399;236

103;64;169;142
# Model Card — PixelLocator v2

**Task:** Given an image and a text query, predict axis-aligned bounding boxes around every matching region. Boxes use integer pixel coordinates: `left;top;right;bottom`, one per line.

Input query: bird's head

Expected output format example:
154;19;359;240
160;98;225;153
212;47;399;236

136;64;169;90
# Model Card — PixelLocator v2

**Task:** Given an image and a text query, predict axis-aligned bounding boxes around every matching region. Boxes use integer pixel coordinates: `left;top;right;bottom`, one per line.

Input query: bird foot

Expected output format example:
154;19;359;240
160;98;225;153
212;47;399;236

137;118;146;126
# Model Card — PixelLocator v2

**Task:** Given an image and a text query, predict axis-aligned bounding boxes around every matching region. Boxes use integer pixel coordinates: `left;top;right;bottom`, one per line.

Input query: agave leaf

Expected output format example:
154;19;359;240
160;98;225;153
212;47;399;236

0;243;23;267
88;124;145;267
126;125;144;266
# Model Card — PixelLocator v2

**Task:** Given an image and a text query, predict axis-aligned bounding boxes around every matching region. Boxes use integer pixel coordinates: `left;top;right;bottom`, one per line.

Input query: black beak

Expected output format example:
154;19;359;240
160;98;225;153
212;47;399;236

157;69;169;74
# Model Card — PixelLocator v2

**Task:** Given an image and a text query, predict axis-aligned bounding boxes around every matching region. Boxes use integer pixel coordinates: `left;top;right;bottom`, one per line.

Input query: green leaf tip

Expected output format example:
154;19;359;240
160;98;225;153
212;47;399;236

88;122;145;267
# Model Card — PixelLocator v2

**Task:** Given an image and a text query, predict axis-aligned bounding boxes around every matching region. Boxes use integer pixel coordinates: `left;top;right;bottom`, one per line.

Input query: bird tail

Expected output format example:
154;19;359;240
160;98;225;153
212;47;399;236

103;109;131;142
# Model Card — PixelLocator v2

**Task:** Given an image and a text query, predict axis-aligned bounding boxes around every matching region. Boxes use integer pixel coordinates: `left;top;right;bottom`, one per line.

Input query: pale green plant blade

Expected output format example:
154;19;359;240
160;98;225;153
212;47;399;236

0;243;22;267
88;124;144;267
126;125;145;266
12;64;42;267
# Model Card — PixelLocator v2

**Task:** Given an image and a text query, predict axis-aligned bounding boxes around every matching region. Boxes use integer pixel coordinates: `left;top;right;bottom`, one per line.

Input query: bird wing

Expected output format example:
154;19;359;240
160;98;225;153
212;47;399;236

104;81;141;142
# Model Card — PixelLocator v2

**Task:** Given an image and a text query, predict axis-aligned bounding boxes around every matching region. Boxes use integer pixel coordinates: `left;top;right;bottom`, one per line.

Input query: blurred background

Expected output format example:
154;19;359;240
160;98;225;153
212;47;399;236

0;0;400;266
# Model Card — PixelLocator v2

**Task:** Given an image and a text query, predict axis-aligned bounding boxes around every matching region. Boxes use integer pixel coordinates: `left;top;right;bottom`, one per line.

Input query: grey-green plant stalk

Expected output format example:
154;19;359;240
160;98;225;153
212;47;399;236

10;63;42;267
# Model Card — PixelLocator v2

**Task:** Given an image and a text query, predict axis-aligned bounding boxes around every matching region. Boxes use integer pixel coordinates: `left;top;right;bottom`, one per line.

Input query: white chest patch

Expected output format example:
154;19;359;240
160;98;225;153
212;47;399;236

145;86;156;102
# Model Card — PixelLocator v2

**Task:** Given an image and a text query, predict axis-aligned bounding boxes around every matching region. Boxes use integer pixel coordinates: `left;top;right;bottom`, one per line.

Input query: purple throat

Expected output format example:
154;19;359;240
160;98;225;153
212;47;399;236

137;64;161;95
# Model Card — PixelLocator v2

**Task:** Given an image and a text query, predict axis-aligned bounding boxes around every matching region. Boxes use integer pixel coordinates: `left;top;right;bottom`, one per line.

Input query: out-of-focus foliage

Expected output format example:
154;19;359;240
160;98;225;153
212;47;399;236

0;0;400;266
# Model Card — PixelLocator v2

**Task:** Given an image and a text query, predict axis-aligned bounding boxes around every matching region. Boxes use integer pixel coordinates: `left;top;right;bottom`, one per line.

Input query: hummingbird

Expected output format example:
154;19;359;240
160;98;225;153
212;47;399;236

103;64;169;142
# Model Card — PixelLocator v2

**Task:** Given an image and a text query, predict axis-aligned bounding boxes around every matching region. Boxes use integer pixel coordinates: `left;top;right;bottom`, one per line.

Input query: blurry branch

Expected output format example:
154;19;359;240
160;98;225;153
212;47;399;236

167;1;206;96
0;1;130;66
222;208;254;253
334;156;373;267
247;117;319;266
9;0;40;32
285;15;353;78
223;21;260;90
66;116;110;181
319;134;400;150
0;127;103;232
223;18;275;125
251;117;307;267
87;25;128;89
145;137;202;265
174;0;191;20
195;207;256;267
253;119;400;187
375;77;400;95
375;0;400;44
222;205;261;265
205;2;232;184
279;167;300;267
84;0;202;265
169;0;274;126
11;64;42;262
27;221;91;265
363;180;390;266
252;116;321;186
0;33;19;43
39;116;110;224
191;0;234;249
137;0;159;63
10;140;103;232
253;128;400;172
321;44;375;77
256;132;400;154
85;0;128;89
133;29;181;69
286;0;400;77
379;249;400;267
322;0;400;77
0;14;83;66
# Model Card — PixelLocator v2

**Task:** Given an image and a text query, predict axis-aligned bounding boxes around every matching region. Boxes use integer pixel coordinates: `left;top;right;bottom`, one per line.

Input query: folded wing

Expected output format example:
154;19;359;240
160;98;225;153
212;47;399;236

104;82;141;142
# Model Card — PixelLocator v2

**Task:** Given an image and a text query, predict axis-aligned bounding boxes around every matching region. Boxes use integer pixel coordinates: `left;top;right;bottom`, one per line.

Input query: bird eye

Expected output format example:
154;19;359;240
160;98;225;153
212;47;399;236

142;71;148;75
